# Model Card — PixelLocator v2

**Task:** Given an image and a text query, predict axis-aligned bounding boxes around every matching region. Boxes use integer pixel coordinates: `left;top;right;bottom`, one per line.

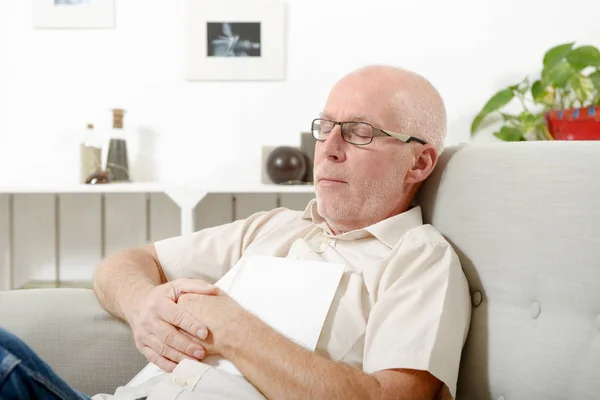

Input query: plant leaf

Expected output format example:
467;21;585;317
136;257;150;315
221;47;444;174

471;88;515;134
543;42;574;69
566;45;600;70
531;80;544;99
494;126;523;141
500;113;519;122
531;80;555;106
569;74;595;104
516;111;543;136
519;111;541;124
543;61;575;88
589;70;600;91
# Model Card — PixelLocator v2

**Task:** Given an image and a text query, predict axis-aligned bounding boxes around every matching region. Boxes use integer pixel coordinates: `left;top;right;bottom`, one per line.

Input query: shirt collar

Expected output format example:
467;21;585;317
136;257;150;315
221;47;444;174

363;205;423;248
301;199;424;248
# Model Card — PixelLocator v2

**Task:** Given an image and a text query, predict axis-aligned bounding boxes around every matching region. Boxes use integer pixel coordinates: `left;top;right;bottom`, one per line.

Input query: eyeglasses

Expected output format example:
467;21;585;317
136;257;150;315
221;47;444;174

311;118;428;146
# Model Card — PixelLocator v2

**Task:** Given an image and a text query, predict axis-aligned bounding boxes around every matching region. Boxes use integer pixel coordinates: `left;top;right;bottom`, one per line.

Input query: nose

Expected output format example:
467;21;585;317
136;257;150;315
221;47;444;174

317;125;347;163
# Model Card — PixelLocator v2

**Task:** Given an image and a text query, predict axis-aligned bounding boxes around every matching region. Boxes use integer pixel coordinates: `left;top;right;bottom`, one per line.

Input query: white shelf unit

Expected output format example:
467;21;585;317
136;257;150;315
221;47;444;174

0;183;315;291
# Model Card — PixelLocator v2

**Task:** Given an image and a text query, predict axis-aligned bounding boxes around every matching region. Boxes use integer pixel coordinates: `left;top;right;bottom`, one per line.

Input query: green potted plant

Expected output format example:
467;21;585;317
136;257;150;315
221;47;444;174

471;42;600;141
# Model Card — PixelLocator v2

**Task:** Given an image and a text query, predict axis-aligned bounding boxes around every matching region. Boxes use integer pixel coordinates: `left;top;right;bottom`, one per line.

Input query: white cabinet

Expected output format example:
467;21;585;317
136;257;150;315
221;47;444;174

0;183;315;290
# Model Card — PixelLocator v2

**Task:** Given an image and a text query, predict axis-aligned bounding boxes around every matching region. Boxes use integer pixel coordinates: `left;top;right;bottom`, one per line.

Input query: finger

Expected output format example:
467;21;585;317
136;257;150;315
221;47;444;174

146;333;203;364
138;346;177;373
171;278;220;298
179;329;214;356
158;301;209;340
158;321;207;359
180;329;212;350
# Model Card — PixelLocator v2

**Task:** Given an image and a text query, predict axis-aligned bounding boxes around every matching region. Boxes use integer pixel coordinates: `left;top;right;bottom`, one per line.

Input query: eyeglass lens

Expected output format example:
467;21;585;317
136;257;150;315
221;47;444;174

312;119;373;145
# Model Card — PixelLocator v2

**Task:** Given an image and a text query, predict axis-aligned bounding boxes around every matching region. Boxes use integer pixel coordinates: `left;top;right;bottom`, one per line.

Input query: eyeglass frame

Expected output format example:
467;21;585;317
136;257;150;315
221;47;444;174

311;118;428;147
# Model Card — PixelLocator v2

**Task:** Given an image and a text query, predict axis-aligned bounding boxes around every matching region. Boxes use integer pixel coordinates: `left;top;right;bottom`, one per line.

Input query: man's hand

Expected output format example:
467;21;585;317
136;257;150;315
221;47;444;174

177;290;246;356
129;278;220;372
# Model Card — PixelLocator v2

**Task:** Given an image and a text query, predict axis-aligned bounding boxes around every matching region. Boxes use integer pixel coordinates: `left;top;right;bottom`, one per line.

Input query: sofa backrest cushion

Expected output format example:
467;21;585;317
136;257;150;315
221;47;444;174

417;141;600;399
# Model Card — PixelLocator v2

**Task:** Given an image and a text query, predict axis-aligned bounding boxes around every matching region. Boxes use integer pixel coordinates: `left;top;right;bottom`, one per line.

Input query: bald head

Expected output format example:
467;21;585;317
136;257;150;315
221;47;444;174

332;65;447;151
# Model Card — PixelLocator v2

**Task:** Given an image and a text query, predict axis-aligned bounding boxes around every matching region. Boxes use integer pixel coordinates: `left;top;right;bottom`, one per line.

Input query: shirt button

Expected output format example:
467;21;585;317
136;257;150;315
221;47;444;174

174;376;187;386
471;291;482;307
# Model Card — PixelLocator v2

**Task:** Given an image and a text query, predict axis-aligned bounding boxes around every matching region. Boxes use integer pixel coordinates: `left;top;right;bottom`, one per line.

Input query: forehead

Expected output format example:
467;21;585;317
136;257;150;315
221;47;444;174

321;81;396;128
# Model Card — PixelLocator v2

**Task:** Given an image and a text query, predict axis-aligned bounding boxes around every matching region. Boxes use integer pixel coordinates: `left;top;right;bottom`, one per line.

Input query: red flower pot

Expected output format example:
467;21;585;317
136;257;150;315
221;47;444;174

545;106;600;140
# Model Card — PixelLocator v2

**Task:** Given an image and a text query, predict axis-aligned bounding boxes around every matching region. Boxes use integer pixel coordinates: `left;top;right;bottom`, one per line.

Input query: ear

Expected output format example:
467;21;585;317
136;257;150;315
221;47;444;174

405;145;438;184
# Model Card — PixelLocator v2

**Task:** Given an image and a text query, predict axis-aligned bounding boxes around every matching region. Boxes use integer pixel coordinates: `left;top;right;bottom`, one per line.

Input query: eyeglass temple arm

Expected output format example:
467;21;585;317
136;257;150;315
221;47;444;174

380;129;427;145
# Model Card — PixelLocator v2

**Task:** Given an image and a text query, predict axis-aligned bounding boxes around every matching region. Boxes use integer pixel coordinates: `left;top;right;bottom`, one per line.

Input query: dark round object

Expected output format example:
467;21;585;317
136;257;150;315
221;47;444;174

266;146;307;184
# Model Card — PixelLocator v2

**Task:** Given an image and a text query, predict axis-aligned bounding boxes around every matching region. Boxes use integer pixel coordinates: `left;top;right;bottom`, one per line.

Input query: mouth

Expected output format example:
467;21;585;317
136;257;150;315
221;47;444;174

318;178;348;184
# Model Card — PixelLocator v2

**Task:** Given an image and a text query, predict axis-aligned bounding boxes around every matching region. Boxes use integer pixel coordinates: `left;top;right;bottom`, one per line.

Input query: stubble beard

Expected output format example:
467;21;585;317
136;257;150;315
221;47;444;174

314;163;406;233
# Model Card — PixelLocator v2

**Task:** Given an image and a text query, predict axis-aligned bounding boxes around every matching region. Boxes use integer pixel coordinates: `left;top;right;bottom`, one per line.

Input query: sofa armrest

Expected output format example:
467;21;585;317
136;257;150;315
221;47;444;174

0;288;147;396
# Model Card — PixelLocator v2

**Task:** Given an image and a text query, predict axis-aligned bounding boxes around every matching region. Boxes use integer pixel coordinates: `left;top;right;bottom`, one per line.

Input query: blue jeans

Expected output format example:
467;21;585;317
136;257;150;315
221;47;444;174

0;327;91;400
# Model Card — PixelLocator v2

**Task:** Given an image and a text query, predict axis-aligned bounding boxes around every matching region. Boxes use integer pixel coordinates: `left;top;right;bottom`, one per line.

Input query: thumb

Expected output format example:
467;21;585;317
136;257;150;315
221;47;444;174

171;278;220;299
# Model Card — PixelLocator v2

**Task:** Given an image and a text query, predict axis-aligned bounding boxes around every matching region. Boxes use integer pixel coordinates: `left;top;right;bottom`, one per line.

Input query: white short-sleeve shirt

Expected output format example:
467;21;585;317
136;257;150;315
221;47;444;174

153;199;471;398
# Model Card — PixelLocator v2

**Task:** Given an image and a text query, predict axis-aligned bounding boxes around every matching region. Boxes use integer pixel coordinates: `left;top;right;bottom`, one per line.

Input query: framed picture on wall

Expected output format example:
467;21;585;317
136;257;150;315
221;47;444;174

32;0;115;29
184;0;287;81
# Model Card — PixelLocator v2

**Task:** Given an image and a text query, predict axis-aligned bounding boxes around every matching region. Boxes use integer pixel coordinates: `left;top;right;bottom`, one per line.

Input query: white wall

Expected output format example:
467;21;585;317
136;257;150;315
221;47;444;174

1;0;599;186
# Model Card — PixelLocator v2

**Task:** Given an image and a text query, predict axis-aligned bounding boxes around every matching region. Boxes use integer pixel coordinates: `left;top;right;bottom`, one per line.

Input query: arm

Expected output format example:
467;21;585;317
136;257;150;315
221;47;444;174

178;293;442;400
92;244;219;372
222;309;442;400
93;244;164;323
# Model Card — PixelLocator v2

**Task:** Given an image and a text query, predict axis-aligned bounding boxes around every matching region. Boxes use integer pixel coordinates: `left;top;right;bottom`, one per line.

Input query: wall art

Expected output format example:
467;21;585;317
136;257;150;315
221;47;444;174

32;0;115;29
184;0;286;81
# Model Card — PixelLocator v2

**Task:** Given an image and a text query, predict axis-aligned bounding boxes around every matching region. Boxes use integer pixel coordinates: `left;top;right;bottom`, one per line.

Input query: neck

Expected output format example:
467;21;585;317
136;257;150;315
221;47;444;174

325;195;415;235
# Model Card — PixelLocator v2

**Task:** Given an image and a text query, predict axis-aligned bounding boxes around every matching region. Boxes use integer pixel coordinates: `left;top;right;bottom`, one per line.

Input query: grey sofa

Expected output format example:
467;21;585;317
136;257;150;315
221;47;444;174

1;141;599;399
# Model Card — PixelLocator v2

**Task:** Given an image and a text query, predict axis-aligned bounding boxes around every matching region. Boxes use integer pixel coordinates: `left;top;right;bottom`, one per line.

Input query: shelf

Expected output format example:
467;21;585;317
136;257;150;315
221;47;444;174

0;182;315;194
0;182;163;194
204;183;315;194
19;280;93;290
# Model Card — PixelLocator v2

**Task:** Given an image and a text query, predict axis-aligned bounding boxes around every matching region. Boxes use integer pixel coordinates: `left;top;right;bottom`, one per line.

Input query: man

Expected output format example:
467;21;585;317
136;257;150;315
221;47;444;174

0;65;471;399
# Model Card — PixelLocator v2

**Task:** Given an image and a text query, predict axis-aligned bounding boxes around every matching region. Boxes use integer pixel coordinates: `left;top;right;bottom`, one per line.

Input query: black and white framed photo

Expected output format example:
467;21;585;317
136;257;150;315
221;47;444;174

32;0;115;29
184;0;287;81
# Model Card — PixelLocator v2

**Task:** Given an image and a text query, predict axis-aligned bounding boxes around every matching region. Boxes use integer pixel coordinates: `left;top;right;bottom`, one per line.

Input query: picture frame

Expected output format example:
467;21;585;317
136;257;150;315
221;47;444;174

184;0;287;81
32;0;115;29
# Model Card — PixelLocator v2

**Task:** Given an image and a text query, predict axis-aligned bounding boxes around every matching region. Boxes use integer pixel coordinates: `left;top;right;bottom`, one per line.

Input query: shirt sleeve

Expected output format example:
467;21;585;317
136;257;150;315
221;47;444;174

154;208;283;284
362;235;471;398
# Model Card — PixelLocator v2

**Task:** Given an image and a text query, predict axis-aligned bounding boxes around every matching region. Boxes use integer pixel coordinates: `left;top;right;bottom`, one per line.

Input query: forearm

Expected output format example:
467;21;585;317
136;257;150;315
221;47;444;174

93;245;164;323
221;313;382;400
